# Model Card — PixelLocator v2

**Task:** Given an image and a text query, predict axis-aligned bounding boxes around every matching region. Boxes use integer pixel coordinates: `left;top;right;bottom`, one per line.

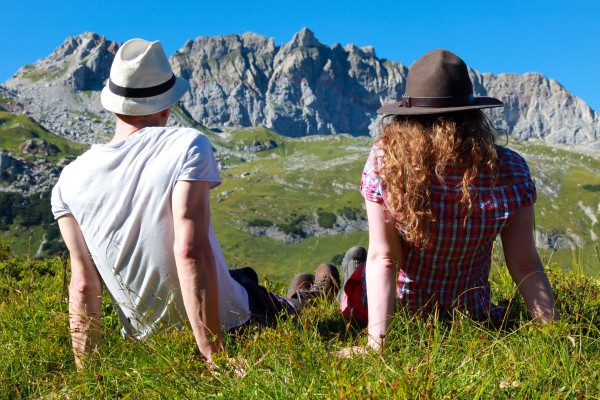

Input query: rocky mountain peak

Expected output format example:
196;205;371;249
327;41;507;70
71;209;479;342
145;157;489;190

52;32;111;61
2;29;599;146
288;27;320;48
10;33;118;91
3;33;121;142
344;43;376;58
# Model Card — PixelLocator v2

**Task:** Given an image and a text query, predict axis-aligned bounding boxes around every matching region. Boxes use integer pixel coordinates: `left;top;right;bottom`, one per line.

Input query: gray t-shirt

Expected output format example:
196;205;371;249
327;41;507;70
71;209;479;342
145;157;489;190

51;126;251;338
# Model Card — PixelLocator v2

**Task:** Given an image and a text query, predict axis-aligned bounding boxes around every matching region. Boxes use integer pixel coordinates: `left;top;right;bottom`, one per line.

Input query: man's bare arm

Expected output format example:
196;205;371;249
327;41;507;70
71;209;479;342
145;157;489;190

57;215;103;370
172;180;223;362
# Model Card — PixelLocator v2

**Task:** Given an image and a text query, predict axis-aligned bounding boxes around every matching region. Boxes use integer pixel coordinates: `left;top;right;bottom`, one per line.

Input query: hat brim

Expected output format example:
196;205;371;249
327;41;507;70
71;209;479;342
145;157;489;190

377;96;503;116
101;76;189;116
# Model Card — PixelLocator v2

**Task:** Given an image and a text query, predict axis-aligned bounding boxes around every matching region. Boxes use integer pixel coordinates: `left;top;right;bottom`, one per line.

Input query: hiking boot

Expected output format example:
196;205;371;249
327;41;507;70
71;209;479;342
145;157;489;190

308;263;341;300
338;246;367;302
286;273;314;305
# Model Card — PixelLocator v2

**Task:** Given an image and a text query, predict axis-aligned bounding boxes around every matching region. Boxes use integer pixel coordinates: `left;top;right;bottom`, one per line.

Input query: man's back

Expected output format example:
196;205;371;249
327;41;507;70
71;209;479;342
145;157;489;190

52;126;250;337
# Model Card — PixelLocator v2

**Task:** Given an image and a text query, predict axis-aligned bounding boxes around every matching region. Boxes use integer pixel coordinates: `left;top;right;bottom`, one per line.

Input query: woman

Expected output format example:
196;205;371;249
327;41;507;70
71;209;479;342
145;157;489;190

339;49;558;350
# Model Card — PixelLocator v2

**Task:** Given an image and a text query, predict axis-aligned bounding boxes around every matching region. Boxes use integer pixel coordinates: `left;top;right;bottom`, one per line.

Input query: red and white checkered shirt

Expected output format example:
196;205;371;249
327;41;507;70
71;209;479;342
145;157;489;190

360;144;536;324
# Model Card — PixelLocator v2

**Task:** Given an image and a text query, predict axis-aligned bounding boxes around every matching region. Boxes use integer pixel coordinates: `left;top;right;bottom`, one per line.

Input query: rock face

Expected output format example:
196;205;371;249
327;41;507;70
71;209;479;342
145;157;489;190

171;28;406;137
3;33;117;143
471;70;600;144
3;29;599;145
0;150;65;195
2;33;189;144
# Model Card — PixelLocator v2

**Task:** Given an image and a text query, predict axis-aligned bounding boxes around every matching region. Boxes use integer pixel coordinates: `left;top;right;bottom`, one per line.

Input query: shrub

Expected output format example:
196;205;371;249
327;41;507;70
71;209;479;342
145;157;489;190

331;253;344;265
277;223;304;236
0;243;10;261
248;218;273;228
277;214;306;236
339;206;364;220
317;210;336;229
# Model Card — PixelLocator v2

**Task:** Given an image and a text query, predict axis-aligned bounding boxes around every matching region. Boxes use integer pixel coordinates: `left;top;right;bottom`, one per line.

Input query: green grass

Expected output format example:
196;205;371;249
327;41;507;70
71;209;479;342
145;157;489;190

0;224;46;256
2;126;600;277
20;63;68;82
226;127;286;152
208;132;600;279
2;254;600;398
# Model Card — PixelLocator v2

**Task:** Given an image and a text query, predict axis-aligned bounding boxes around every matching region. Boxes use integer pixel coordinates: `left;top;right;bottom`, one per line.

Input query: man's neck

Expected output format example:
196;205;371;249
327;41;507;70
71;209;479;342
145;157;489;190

111;124;145;144
111;112;167;144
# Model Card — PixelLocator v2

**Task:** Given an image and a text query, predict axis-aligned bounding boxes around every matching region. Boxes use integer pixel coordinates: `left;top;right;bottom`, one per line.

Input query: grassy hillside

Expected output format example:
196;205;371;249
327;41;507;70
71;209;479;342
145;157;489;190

507;138;600;275
211;129;371;279
2;127;600;398
0;111;87;161
0;110;86;256
1;125;599;278
207;129;600;280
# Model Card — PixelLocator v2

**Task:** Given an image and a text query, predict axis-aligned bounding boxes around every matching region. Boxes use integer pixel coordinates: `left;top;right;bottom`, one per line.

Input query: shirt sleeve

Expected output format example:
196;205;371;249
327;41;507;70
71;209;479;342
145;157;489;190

513;149;537;208
177;133;222;189
50;175;72;219
360;144;385;204
521;175;537;207
499;146;537;208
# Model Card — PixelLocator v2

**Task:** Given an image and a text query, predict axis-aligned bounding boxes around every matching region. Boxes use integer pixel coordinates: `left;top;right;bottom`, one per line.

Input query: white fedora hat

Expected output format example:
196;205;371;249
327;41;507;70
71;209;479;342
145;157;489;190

101;38;189;115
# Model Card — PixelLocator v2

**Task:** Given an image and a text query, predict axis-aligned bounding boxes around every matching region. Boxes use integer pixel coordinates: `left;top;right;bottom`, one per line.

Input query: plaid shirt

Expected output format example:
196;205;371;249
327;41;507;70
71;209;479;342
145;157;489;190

360;145;536;324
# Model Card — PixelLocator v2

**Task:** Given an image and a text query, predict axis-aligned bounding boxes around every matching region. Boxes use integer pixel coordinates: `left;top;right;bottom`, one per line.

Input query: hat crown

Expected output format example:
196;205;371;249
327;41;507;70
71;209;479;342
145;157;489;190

101;38;189;116
110;39;172;89
376;48;502;116
405;49;473;98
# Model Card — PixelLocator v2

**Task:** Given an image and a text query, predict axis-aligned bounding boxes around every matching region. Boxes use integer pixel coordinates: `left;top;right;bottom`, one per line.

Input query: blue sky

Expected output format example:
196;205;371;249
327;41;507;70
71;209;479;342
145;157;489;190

2;0;599;111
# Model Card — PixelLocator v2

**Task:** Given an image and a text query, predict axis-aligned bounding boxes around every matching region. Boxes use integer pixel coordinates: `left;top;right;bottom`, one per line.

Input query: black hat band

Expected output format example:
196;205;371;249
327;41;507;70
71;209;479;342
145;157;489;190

400;93;475;108
108;74;176;98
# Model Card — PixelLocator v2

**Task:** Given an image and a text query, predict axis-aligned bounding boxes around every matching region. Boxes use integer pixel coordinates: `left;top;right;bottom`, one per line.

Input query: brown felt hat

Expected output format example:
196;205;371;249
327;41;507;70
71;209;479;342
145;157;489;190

377;49;503;115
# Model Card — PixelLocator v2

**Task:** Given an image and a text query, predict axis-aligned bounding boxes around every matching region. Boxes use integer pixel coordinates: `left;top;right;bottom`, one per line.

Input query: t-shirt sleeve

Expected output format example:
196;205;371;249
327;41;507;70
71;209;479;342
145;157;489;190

177;134;222;189
360;144;385;204
50;174;72;220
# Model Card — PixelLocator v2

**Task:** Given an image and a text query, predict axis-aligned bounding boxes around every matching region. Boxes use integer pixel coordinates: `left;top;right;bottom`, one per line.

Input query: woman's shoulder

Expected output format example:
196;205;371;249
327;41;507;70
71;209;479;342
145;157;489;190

497;145;532;177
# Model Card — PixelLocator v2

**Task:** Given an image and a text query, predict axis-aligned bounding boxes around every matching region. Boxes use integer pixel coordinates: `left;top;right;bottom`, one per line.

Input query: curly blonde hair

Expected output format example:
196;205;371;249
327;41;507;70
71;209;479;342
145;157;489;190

376;110;500;248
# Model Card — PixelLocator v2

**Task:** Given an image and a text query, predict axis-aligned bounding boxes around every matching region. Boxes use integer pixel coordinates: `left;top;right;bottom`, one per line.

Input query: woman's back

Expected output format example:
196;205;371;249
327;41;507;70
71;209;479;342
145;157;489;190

338;49;556;351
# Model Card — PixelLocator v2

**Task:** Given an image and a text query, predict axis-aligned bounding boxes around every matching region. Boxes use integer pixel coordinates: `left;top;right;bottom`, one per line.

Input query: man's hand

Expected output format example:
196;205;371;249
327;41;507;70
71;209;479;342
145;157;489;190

334;345;370;359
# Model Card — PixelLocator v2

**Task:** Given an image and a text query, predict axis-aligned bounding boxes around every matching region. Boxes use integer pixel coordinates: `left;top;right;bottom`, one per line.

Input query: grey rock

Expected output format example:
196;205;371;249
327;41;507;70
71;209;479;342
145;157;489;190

0;152;26;176
471;70;600;144
3;33;191;144
2;29;599;146
19;139;59;157
0;150;61;195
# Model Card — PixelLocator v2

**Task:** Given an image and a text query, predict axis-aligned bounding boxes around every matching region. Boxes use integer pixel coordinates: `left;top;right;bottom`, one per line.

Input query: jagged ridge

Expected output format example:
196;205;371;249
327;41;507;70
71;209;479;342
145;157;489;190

2;28;599;145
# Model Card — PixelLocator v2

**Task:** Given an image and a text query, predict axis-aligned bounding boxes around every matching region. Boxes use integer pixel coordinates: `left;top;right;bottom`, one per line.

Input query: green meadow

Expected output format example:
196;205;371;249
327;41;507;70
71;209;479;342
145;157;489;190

2;124;599;278
208;129;600;279
2;126;600;397
0;111;87;161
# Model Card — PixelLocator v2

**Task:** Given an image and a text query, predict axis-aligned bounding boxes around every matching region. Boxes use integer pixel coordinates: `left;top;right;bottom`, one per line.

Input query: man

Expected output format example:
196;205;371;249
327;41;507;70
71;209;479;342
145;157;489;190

51;38;338;369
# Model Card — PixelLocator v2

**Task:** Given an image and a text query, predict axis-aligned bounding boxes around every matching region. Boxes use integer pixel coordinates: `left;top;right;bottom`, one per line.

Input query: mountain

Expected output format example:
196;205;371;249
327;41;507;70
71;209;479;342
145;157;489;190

171;28;406;137
2;29;599;146
1;30;599;271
